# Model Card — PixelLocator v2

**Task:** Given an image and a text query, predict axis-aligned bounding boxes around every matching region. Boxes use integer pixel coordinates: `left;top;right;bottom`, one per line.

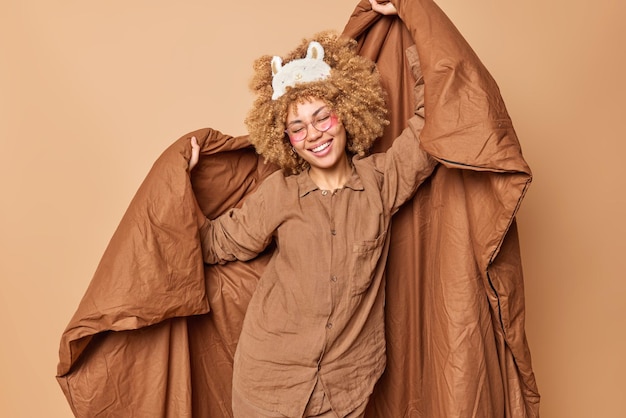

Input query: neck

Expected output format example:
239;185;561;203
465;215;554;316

308;155;352;191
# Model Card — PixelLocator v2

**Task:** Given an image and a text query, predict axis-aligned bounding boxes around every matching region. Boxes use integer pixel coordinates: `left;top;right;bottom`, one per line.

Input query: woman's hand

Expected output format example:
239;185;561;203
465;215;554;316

369;0;398;15
189;136;200;171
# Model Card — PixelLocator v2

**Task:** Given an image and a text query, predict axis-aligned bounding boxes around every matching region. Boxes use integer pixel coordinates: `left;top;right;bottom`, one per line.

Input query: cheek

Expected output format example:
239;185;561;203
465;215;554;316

329;122;346;138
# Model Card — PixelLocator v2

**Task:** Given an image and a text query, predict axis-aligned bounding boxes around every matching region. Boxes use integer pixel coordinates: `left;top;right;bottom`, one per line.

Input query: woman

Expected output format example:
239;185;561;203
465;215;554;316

188;3;436;417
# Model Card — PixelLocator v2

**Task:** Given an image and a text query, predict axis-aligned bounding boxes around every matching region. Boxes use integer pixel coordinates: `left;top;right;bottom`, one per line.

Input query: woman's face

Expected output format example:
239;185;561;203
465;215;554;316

285;98;348;173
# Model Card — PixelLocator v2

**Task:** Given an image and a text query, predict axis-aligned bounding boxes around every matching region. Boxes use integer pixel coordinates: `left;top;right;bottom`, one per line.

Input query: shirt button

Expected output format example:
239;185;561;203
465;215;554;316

331;275;337;282
326;322;333;329
321;190;328;196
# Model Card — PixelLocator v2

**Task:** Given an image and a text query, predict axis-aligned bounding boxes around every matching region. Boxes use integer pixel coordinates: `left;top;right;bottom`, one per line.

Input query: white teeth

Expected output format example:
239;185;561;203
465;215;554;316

312;141;331;153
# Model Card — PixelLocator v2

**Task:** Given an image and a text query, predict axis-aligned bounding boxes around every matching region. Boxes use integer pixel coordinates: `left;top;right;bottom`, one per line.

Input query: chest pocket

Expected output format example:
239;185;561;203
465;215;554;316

350;231;387;295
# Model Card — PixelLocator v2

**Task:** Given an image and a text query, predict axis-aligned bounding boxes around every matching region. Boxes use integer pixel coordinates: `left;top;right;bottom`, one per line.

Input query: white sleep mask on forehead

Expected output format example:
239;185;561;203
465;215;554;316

271;41;331;100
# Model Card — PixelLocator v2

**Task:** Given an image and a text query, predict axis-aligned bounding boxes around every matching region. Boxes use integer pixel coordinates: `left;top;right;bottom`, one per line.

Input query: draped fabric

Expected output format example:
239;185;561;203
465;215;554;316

344;1;539;416
56;1;539;416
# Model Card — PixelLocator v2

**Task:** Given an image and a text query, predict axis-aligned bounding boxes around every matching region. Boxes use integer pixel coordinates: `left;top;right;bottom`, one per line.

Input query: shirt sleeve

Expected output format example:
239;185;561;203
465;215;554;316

199;179;277;265
378;114;438;214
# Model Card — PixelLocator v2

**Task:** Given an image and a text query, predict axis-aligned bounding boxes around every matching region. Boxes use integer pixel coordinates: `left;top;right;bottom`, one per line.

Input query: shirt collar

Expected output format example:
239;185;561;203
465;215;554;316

297;164;364;198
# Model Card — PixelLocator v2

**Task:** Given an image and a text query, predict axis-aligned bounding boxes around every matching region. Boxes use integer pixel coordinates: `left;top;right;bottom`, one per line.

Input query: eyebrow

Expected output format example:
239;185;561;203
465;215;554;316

286;106;328;126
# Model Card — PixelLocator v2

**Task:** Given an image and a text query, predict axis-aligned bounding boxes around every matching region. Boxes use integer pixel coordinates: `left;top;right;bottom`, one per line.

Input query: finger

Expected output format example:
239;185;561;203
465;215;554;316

189;136;200;170
370;0;397;15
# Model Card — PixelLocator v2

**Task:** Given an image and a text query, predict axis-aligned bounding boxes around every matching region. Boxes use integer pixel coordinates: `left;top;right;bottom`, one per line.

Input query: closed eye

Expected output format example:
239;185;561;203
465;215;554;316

315;114;331;123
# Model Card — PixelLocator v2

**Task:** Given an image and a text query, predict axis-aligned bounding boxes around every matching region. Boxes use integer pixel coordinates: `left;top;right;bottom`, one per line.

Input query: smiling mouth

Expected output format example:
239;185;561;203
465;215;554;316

310;140;332;153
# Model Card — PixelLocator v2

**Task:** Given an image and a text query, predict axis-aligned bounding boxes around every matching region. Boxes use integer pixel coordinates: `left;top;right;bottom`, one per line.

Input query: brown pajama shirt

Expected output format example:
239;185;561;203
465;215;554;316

201;116;436;417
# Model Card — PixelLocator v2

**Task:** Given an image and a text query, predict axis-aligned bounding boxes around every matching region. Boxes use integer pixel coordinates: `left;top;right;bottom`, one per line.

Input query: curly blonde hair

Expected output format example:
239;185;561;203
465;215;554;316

245;31;389;174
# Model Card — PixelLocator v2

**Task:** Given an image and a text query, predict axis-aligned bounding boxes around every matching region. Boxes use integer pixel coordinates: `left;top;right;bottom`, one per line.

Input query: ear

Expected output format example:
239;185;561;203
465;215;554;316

271;56;283;76
306;41;325;61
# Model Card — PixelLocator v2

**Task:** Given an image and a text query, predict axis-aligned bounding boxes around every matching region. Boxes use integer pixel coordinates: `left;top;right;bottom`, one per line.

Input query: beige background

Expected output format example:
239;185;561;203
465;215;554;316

1;0;624;417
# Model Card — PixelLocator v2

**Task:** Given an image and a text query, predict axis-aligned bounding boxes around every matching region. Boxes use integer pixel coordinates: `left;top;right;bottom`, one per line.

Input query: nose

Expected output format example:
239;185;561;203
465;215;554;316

305;123;323;141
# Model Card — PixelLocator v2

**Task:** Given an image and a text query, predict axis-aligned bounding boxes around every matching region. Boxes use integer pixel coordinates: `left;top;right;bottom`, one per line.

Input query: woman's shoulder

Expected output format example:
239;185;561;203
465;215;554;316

255;168;301;196
353;152;384;175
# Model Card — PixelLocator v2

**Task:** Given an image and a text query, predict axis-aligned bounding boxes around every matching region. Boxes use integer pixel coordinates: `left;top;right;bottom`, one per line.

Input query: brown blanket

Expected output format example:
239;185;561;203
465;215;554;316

56;1;539;416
